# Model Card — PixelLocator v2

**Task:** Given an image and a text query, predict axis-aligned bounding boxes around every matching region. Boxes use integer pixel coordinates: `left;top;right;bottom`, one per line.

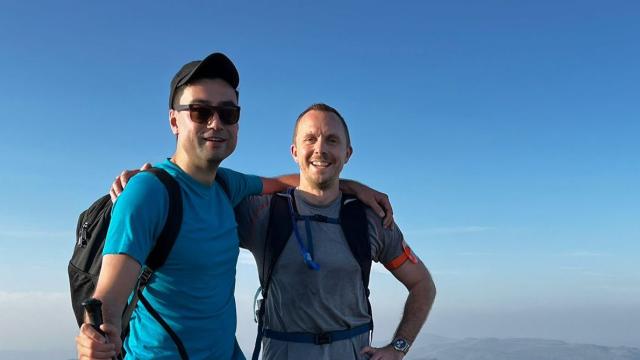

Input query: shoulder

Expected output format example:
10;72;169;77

115;171;167;205
217;167;255;182
217;167;263;204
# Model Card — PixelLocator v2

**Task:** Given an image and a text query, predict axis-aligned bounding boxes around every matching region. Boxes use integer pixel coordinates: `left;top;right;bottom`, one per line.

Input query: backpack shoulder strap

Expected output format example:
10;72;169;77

121;167;188;359
339;195;372;296
252;190;295;360
143;167;183;271
261;190;294;293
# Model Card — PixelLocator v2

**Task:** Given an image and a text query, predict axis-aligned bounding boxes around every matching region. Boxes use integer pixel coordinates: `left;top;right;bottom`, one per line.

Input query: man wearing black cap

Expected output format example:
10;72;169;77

75;53;393;360
75;52;259;360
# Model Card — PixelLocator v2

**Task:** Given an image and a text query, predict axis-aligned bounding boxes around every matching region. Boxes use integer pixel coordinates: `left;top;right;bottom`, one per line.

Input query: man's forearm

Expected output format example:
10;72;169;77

91;255;142;329
393;275;436;342
338;179;361;195
91;297;124;332
261;174;299;194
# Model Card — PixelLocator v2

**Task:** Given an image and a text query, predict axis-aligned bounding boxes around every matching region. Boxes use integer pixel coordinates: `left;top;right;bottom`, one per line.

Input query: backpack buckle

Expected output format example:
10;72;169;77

314;333;332;345
312;214;329;222
138;267;154;286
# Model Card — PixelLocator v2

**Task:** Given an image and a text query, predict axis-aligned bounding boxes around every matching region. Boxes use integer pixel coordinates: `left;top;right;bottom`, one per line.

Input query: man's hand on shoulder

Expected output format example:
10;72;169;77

109;163;152;202
340;179;394;228
360;344;405;360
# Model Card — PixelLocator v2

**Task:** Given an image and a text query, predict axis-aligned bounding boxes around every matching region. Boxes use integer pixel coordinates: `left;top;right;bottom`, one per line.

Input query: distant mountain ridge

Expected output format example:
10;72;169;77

407;337;640;360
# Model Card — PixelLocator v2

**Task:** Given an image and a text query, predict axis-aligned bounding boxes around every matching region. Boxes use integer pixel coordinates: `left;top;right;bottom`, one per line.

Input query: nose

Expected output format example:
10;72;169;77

313;136;328;154
206;111;224;129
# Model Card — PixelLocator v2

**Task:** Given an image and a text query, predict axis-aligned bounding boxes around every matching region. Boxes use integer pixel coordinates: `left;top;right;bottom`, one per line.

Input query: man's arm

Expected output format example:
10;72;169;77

261;175;393;227
361;258;436;360
111;167;394;227
76;254;141;359
340;179;393;228
260;174;299;194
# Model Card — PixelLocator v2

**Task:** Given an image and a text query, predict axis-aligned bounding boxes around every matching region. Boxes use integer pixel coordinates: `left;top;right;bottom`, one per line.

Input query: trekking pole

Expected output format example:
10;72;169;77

82;298;106;336
82;298;118;360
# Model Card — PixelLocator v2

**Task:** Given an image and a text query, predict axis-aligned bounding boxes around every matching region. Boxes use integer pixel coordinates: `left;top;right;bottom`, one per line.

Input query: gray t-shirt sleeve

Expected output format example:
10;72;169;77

366;208;407;265
235;194;272;251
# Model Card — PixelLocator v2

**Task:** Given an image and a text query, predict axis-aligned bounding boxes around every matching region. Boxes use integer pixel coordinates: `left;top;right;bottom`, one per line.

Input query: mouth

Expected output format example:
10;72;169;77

203;135;226;143
310;160;331;168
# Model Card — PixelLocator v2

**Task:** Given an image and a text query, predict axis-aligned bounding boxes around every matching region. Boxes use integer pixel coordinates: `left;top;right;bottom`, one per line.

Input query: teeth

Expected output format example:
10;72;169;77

311;161;330;167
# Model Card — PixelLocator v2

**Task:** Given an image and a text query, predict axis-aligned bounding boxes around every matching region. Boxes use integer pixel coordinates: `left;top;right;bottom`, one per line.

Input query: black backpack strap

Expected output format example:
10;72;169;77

144;167;183;271
138;290;189;360
260;191;295;292
339;195;374;325
119;167;188;360
252;190;295;360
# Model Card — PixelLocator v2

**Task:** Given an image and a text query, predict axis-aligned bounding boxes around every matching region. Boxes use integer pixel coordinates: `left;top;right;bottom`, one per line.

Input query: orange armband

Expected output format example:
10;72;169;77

384;243;418;270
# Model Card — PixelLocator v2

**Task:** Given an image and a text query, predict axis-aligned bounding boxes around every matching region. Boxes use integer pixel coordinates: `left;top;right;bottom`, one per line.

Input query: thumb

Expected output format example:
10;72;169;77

80;323;107;344
100;323;119;340
368;201;385;219
100;323;123;353
140;162;152;171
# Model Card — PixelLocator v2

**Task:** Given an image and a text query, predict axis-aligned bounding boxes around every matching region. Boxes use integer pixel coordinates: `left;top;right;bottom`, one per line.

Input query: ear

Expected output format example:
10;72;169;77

344;145;353;164
169;109;179;135
290;143;300;164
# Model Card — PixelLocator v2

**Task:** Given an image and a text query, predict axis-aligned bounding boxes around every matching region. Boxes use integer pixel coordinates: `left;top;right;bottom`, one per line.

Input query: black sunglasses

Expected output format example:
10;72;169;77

174;103;241;125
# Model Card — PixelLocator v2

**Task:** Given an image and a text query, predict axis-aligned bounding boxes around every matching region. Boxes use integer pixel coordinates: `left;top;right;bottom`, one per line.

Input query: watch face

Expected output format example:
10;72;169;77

393;338;408;350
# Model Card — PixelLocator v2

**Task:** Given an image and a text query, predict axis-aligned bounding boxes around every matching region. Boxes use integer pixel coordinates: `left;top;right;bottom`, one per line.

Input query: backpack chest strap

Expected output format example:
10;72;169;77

263;321;373;345
293;213;340;224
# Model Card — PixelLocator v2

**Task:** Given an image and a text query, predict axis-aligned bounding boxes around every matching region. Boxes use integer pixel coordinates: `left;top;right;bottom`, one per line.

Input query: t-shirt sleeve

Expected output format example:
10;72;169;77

103;172;169;265
216;167;263;207
235;195;271;252
367;209;418;271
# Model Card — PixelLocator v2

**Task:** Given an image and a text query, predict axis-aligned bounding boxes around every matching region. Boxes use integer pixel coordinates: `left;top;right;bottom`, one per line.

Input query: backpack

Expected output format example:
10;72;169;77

251;189;373;360
68;167;229;360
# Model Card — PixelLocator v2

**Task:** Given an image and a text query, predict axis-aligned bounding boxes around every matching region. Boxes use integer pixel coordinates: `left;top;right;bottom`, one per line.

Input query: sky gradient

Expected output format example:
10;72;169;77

0;0;638;356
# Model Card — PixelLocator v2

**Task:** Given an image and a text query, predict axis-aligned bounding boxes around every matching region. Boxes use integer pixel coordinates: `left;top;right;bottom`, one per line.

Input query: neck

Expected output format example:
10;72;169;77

172;152;219;186
296;180;340;206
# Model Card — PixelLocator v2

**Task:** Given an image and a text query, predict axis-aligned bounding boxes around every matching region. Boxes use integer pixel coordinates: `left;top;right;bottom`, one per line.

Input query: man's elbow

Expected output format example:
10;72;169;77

426;276;436;304
413;273;436;306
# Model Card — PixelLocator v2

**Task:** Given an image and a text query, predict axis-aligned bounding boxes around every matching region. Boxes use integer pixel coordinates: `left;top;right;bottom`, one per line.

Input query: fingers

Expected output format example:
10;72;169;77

382;201;394;229
118;170;131;190
368;199;386;219
80;323;107;343
375;193;394;229
100;323;123;353
360;346;376;355
109;188;117;203
76;324;116;360
110;167;145;202
110;176;124;202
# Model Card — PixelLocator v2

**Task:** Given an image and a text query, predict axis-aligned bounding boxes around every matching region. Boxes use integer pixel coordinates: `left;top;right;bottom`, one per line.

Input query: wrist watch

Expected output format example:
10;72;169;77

391;338;411;354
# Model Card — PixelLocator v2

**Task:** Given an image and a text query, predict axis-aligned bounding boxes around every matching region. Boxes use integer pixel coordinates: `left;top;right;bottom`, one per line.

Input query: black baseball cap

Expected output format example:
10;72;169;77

169;52;239;108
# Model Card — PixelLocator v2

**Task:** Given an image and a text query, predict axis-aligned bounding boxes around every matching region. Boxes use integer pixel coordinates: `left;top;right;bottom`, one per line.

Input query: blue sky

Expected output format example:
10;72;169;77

1;0;639;356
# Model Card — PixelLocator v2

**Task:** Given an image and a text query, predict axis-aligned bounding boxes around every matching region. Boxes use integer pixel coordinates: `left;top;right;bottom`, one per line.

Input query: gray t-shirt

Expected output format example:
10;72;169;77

236;190;407;360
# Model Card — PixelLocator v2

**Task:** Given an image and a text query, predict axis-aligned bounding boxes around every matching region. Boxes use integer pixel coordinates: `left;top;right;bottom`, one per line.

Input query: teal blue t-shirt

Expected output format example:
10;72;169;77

103;159;262;360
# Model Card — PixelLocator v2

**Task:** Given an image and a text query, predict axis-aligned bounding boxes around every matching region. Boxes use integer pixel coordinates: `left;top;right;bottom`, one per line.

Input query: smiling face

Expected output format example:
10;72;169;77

291;109;353;191
170;78;239;167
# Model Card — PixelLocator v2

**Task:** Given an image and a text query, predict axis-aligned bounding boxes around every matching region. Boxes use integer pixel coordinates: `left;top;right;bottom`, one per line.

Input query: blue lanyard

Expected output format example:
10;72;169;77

286;189;321;271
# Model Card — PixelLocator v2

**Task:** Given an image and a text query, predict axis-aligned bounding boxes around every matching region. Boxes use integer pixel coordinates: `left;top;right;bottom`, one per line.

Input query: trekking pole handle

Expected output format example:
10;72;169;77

82;298;106;337
82;298;118;360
